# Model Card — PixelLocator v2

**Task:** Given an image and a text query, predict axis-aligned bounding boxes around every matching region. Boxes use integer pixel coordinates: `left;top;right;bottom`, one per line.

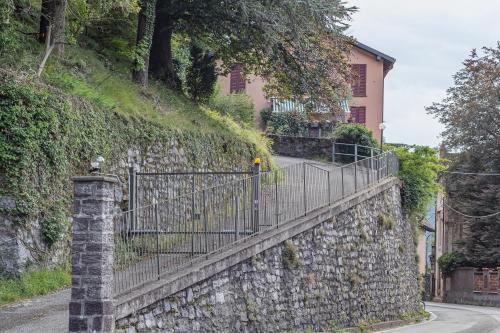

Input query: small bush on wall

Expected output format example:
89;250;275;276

438;252;465;277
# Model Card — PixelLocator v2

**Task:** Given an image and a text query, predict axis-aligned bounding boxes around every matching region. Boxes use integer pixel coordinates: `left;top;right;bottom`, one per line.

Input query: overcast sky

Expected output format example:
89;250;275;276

347;0;500;147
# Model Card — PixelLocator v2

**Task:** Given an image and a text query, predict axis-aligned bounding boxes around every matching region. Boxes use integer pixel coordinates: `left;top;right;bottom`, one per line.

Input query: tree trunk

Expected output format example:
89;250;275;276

132;0;157;86
39;0;52;43
149;0;181;90
38;0;67;55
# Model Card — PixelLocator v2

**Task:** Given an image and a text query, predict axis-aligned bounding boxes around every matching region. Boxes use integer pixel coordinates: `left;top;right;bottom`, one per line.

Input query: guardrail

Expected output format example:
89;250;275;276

112;151;399;296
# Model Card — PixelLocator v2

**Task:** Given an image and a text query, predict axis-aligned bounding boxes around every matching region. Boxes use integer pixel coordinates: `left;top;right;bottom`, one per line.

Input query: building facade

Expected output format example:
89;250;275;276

217;42;395;142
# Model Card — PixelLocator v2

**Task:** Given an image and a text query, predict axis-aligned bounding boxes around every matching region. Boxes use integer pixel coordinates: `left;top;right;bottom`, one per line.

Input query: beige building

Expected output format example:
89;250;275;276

217;42;396;142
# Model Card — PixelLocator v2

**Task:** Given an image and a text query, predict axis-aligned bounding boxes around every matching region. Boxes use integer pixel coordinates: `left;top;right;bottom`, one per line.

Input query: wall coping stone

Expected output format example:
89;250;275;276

114;177;401;319
73;176;119;183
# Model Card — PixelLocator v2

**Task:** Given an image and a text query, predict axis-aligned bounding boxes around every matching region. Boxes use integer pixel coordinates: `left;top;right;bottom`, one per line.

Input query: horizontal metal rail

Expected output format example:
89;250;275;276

137;171;252;176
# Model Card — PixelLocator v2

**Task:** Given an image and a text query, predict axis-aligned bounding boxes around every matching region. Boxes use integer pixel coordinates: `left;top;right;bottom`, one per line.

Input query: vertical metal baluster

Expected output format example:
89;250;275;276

275;171;279;228
155;202;160;280
341;166;345;198
327;170;331;205
190;176;195;257
235;184;239;241
202;189;208;255
303;163;307;216
354;161;358;192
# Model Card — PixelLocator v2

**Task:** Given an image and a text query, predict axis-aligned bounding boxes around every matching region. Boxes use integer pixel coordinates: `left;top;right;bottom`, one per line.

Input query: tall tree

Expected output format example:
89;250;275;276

428;44;500;266
149;0;181;90
149;0;356;108
39;0;67;54
427;44;500;171
132;0;157;85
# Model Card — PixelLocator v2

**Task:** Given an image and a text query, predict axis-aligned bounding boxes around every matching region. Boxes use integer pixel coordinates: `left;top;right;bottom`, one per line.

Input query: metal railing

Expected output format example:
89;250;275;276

113;151;399;296
332;142;382;164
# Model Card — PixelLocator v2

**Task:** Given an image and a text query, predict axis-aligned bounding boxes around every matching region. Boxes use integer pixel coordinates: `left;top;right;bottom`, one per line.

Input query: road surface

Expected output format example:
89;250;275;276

382;302;500;333
0;288;69;333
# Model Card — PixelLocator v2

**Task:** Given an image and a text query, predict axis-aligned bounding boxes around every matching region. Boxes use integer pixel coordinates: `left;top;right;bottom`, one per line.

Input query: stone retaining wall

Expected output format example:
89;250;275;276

115;179;420;332
268;134;333;160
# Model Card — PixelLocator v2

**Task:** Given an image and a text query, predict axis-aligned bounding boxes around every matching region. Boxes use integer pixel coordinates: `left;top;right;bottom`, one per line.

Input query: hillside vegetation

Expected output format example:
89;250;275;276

0;4;272;282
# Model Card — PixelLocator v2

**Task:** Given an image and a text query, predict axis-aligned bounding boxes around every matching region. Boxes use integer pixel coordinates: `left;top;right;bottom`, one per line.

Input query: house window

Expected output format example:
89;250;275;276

351;64;367;97
230;64;246;93
350;106;366;124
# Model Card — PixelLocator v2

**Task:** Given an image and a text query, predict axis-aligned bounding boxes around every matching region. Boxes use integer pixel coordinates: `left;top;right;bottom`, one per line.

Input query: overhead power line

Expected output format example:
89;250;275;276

440;171;500;176
444;202;500;219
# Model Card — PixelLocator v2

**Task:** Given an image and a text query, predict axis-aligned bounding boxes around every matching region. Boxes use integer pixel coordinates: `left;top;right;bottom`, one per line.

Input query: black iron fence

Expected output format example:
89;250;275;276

113;151;399;296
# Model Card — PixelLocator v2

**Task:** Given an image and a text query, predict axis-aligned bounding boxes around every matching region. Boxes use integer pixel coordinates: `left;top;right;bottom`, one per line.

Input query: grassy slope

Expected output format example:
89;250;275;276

0;12;271;305
0;265;70;306
41;46;271;161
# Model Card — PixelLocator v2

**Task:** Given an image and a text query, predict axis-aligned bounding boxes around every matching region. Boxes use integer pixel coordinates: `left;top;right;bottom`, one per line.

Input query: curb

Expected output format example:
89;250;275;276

321;315;432;333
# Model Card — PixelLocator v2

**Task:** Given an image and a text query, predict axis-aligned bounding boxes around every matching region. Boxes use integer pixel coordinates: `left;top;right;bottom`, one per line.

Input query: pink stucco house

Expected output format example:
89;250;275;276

217;42;395;142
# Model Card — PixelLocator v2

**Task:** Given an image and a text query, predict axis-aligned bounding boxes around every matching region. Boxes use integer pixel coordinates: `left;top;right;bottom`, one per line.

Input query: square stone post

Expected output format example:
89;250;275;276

69;176;121;333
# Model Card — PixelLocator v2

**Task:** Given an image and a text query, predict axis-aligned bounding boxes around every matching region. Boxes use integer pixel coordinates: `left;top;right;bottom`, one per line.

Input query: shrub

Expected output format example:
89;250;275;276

331;123;378;147
186;42;216;102
208;89;255;125
266;110;308;136
260;107;273;126
438;252;465;277
331;123;378;162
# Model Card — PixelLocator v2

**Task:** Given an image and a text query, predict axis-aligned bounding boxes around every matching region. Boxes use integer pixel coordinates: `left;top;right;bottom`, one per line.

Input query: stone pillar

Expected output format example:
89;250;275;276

69;176;121;333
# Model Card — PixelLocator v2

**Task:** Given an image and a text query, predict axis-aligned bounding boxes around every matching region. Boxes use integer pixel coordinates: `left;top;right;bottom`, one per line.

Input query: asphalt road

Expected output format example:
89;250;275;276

0;288;69;333
382;302;500;333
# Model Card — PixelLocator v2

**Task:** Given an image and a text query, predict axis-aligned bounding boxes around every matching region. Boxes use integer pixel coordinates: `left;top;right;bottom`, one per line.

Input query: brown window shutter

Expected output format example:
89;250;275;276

351;64;367;97
230;64;246;93
350;106;366;124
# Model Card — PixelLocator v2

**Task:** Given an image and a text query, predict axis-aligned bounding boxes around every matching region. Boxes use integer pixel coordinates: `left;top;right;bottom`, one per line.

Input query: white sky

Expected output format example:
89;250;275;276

347;0;500;147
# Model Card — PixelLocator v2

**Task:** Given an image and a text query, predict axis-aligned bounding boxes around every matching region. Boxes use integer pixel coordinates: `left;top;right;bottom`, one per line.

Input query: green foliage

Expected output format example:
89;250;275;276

260;107;273;126
66;0;139;42
153;0;355;110
171;33;192;90
0;265;70;306
40;210;68;248
0;18;272;273
266;110;308;136
331;123;378;148
0;1;16;57
399;306;431;322
427;44;500;170
393;145;444;217
186;42;216;102
427;44;500;267
208;88;255;125
438;252;465;277
282;240;300;269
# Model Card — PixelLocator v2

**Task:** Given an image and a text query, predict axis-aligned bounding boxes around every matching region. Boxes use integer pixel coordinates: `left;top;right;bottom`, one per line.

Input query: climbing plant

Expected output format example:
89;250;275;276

393;145;444;218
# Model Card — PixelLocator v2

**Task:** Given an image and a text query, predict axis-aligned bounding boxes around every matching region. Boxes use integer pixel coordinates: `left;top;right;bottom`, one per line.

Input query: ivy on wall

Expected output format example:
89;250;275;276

0;75;267;253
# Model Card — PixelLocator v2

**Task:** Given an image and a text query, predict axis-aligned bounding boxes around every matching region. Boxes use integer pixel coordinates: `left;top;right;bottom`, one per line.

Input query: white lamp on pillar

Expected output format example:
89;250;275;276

379;122;387;150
